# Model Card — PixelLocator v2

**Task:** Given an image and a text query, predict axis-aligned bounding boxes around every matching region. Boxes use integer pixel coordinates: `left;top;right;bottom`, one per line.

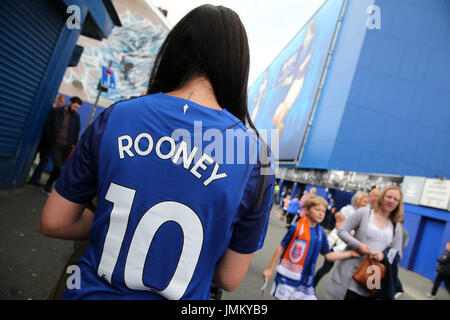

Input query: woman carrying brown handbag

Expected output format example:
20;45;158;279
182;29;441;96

325;186;404;300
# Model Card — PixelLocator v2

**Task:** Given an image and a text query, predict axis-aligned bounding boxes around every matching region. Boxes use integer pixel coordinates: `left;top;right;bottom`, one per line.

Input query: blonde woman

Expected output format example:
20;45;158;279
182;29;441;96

325;186;404;300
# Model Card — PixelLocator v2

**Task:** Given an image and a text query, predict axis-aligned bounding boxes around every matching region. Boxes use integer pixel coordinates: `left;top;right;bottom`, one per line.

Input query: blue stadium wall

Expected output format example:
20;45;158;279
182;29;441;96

296;0;450;282
0;0;118;189
301;0;450;178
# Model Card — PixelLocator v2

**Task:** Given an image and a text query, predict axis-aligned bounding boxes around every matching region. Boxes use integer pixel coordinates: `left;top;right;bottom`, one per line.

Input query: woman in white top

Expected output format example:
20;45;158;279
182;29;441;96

325;186;404;300
336;191;369;220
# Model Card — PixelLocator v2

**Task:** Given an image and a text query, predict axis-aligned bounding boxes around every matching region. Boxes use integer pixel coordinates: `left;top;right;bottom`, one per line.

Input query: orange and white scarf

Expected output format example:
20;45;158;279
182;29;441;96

277;217;310;280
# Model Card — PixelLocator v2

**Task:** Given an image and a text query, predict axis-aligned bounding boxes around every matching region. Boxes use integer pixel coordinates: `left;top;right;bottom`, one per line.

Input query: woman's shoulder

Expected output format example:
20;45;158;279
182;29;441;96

344;206;369;225
355;206;371;216
341;204;353;212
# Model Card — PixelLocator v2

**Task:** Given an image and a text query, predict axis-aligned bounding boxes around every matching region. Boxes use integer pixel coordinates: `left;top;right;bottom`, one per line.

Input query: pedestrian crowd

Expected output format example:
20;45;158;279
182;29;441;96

266;184;421;300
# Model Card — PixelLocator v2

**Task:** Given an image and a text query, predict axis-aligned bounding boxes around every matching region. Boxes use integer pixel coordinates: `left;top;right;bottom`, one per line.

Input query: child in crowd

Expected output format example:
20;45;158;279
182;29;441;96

285;195;301;227
281;194;291;221
298;187;317;219
263;196;360;300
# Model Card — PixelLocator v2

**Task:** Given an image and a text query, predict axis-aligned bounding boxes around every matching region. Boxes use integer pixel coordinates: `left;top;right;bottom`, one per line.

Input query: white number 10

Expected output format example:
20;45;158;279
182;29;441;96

97;182;204;300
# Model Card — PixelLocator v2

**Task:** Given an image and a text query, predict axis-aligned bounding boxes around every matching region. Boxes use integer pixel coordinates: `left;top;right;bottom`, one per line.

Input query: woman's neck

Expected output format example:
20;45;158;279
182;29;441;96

374;208;390;219
166;77;222;110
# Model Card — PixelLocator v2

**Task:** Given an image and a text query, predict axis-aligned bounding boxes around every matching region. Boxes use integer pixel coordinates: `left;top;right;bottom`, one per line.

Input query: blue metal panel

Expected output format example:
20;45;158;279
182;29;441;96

0;0;64;160
399;211;422;269
326;0;450;178
305;185;328;199
0;0;88;188
411;217;445;281
299;0;375;169
329;188;354;212
290;183;301;198
0;0;120;188
404;203;450;222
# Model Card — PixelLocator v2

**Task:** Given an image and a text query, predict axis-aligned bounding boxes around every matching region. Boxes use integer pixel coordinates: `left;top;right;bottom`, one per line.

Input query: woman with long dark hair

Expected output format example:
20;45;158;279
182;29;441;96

40;5;274;300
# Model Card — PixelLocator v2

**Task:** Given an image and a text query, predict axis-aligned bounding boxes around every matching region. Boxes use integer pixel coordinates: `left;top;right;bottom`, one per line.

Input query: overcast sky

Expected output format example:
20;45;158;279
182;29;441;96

147;0;326;86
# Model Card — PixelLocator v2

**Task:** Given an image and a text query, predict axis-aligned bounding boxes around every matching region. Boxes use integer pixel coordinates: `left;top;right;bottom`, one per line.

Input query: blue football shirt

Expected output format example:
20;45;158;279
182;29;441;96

55;93;274;300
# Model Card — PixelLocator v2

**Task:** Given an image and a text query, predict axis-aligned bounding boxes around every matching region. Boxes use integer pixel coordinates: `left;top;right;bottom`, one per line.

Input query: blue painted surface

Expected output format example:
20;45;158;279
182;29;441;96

305;184;329;200
411;217;445;281
329;189;355;212
290;183;301;198
300;0;374;169
399;204;450;282
0;0;119;188
300;0;450;179
337;0;450;177
400;211;423;269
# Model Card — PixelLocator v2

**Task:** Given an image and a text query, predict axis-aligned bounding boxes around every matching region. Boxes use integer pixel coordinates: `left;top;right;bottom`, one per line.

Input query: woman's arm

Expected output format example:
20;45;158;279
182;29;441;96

325;250;360;261
262;244;285;281
212;249;254;292
40;189;94;240
337;209;365;250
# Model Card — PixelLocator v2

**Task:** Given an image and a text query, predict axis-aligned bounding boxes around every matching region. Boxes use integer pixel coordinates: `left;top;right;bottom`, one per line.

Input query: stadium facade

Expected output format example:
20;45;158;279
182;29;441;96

248;0;450;282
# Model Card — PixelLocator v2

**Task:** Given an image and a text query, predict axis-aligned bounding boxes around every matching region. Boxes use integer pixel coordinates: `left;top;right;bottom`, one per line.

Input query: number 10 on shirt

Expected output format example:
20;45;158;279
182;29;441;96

97;182;204;300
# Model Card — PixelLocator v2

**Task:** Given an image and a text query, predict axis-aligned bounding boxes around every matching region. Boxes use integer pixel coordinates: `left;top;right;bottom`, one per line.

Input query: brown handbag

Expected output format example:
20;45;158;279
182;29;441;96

352;256;386;296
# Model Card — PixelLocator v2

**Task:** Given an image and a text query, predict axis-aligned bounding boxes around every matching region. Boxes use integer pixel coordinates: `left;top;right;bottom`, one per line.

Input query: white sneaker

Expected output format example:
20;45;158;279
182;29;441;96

394;292;403;299
425;292;437;300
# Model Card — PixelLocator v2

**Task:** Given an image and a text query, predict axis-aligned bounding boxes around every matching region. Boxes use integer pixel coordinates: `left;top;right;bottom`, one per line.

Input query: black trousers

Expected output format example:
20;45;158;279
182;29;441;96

45;144;72;192
314;259;335;288
286;213;296;226
431;272;450;295
344;289;377;300
30;147;50;184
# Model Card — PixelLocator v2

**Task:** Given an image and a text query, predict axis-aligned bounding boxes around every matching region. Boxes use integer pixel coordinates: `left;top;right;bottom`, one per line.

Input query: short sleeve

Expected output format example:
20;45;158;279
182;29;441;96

281;224;297;248
228;162;275;254
320;228;331;255
55;106;114;204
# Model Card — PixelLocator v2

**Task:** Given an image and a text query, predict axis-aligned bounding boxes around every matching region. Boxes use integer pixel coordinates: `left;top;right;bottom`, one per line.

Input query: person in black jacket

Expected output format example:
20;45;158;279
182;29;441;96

29;94;66;186
376;247;403;300
427;241;450;299
43;96;81;195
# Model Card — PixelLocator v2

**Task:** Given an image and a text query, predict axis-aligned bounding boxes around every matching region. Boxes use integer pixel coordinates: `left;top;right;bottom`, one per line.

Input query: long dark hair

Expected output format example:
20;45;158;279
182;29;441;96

147;5;272;208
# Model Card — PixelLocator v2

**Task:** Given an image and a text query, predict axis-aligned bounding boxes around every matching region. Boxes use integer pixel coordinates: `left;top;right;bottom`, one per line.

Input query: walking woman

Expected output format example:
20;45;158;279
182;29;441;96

335;191;369;220
40;5;274;300
325;186;404;300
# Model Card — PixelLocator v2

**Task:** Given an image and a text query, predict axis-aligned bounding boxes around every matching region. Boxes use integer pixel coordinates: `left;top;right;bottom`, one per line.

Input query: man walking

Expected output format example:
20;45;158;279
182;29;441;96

29;94;66;185
43;96;81;195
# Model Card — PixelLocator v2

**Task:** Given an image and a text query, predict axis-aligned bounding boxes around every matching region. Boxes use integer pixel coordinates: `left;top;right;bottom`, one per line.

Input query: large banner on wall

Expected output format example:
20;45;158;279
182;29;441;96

248;0;344;162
